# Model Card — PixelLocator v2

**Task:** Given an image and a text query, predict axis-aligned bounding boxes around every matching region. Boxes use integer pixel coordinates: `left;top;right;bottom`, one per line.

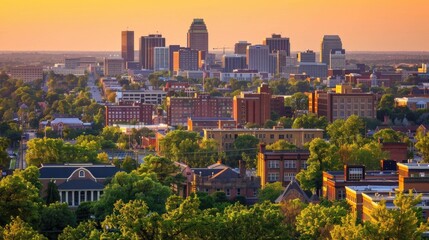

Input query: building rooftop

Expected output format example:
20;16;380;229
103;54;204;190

346;185;398;193
397;163;429;170
204;128;324;132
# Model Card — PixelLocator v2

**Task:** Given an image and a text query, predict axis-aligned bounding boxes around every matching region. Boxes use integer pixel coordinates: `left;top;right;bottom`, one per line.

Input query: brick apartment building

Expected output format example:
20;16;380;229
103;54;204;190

166;93;232;126
204;128;323;152
187;117;237;133
257;145;310;188
309;84;376;122
233;83;285;126
105;101;153;126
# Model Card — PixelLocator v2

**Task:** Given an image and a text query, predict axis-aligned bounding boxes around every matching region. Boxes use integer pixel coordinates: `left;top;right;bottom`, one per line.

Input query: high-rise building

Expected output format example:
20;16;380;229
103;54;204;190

154;47;169;71
104;58;124;76
297;50;316;63
234;41;251;55
320;35;342;66
222;54;247;72
247;45;269;73
276;50;287;75
263;34;290;56
330;49;346;70
173;48;199;72
187;19;209;52
139;34;166;69
121;31;134;62
168;45;181;73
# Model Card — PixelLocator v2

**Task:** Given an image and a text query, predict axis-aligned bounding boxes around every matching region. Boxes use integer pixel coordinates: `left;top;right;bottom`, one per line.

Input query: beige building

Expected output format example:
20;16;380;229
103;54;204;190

8;65;43;82
204;128;323;152
104;58;124;76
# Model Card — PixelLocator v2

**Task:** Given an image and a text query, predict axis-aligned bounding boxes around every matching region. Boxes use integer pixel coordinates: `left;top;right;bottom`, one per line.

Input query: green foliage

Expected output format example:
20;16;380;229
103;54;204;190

278;116;294;128
58;221;100;240
416;131;429;163
378;94;395;110
296;203;348;239
136;155;183;187
266;140;297;151
45;180;60;205
226;134;259;168
92;171;171;220
285;92;309;111
1;217;47;240
292;114;328;130
257;182;284;203
373;128;408;143
39;202;76;240
0;137;10;168
327;115;365;146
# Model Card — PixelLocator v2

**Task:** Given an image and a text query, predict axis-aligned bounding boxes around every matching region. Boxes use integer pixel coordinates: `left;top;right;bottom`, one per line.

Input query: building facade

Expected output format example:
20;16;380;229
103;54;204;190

140;34;166;69
395;97;429;111
204;128;324;152
330;49;346;70
222;54;247;72
121;30;134;62
105;101;153;126
246;45;269;73
154;47;169;71
173;48;199;72
115;90;167;105
309;85;376;122
297;50;316;63
263;34;290;56
187;117;236;133
187;19;209;52
104;58;124;76
234;41;251;55
8;65;43;82
166;93;233;126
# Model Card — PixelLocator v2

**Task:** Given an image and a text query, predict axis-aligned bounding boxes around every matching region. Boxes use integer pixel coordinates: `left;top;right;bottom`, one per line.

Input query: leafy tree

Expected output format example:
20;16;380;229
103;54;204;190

0;137;10;168
264;119;277;129
292;114;328;130
378;94;395;110
285;92;309;111
327;115;365;146
136;155;183;187
39;202;76;240
13;166;43;190
373;128;408;143
45;179;60;205
92;171;171;220
58;221;100;240
257;182;284;203
415;131;429;163
266;140;297;151
226;134;259;167
296;138;341;193
0;217;47;240
296;203;347;239
278;116;294;128
120;156;138;173
280;199;307;239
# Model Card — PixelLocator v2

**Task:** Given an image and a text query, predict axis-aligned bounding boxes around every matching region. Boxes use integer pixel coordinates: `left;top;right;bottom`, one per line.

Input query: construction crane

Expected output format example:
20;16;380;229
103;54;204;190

213;47;232;55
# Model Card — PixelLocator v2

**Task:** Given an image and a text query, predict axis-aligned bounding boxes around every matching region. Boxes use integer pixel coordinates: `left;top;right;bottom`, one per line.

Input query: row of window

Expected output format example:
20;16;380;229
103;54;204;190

197;187;257;197
268;160;307;169
268;172;296;181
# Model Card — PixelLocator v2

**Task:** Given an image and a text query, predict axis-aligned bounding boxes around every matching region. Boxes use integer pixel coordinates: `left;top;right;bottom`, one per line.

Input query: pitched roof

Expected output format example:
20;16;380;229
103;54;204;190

57;179;105;190
275;179;311;203
39;164;119;179
211;168;240;180
191;168;223;177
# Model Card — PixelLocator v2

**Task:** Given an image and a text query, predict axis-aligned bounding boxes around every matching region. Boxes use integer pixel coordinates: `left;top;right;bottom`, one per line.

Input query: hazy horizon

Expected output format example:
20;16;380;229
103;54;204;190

1;0;429;52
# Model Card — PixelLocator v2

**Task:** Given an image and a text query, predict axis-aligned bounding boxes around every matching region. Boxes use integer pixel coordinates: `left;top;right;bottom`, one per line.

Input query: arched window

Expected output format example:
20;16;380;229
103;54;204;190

79;170;85;178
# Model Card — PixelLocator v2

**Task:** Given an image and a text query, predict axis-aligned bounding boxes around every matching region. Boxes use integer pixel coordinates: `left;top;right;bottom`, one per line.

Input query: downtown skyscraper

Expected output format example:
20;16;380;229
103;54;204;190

320;35;342;66
121;31;134;62
263;34;290;56
187;19;209;52
140;34;166;69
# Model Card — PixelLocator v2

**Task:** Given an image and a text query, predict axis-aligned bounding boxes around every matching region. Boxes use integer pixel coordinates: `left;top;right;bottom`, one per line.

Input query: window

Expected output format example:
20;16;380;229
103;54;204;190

268;173;279;181
301;161;308;169
284;160;297;169
270;134;274;139
348;167;363;180
338;190;345;199
79;170;85;178
226;189;230;196
237;188;241;196
284;173;296;181
268;160;280;169
279;134;284;139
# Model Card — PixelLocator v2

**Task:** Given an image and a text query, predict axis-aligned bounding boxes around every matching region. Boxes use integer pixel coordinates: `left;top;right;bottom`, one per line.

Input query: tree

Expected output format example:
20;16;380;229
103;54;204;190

296;203;347;239
136;155;183;187
415;131;429;163
92;171;171;220
278;116;294;128
0;173;42;227
378;94;395;110
285;92;309;111
280;199;307;239
264;119;277;129
0;137;10;168
373;128;408;143
257;182;284;203
327;115;365;146
58;221;101;240
292;114;328;130
121;156;138;173
226;134;259;167
266;140;297;151
39;202;77;239
0;217;47;240
45;179;60;205
296;138;341;193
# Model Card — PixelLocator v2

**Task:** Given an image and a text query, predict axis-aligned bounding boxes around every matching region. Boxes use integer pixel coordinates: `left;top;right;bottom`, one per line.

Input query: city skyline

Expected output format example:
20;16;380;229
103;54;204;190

1;0;429;52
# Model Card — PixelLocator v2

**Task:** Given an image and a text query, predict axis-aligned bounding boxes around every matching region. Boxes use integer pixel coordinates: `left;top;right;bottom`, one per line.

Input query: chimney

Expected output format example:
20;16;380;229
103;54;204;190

239;160;246;178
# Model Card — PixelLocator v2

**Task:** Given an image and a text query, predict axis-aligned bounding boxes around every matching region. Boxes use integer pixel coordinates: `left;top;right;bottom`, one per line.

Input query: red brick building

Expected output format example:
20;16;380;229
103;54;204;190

105;101;153;126
233;83;285;126
166;93;232;126
257;145;310;188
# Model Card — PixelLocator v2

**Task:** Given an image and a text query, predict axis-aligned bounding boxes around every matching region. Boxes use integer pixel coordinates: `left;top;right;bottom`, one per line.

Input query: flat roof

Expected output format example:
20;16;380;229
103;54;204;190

204;128;324;132
346;185;398;192
398;163;429;170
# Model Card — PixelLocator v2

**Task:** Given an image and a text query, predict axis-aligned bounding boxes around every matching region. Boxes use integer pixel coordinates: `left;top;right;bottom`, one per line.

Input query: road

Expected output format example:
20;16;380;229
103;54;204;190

88;73;104;103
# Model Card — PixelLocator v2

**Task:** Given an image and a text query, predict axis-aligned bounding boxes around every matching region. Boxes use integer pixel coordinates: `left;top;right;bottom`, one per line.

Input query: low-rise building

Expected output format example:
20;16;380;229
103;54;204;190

8;65;43;82
187;117;236;133
105;101;153;126
395;97;429;111
39;163;120;207
116;90;167;105
39;118;92;132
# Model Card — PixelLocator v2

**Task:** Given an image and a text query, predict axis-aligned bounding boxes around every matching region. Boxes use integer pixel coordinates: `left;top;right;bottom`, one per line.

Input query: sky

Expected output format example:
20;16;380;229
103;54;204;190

1;0;428;52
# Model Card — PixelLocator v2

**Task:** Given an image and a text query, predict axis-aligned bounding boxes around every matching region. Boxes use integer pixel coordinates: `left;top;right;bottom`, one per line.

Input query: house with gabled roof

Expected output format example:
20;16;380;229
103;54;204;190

39;163;120;207
275;178;312;203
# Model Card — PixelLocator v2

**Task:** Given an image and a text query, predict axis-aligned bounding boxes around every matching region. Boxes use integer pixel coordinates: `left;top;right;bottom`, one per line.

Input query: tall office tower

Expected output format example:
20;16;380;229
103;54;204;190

330;49;346;70
169;45;181;73
297;50;316;63
139;34;166;69
276;50;287;75
234;41;251;55
247;45;269;73
173;48;199;72
121;31;134;62
320;35;342;66
187;19;209;52
222;54;247;72
269;53;277;74
263;34;290;56
154;47;169;71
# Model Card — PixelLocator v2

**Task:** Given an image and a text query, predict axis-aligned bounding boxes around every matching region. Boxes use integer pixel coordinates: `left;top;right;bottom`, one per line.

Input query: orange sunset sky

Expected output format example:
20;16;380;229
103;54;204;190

1;0;428;52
